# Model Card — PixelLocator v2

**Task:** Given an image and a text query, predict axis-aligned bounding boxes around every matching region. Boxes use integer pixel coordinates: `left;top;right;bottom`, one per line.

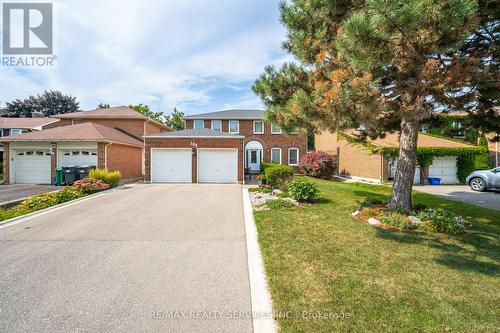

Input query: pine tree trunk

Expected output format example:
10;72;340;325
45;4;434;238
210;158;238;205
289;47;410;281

388;118;419;211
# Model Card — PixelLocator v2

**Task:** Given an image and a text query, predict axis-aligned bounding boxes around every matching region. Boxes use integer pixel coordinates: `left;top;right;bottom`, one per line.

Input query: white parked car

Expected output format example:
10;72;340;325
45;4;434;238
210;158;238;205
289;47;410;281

466;167;500;192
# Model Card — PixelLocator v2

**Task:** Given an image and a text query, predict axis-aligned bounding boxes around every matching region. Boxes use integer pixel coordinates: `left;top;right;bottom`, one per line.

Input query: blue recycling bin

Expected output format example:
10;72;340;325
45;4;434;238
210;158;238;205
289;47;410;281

428;177;441;185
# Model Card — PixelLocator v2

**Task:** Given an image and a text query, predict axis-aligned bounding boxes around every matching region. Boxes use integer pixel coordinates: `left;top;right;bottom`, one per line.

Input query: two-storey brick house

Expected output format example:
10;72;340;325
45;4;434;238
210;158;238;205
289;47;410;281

143;109;307;184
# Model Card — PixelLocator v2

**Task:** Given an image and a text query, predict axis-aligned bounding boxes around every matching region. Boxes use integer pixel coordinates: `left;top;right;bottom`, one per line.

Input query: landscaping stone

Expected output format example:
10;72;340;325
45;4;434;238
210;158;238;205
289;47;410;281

352;210;360;216
272;189;283;196
249;191;298;209
408;216;422;224
368;218;381;225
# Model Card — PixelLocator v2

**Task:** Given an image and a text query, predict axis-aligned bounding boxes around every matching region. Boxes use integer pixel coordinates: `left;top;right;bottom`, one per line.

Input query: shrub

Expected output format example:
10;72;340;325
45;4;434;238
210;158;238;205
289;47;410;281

19;192;57;211
417;208;470;235
88;169;121;188
264;165;294;189
266;199;295;209
299;151;336;179
380;212;420;230
287;178;319;202
72;178;110;193
54;187;84;204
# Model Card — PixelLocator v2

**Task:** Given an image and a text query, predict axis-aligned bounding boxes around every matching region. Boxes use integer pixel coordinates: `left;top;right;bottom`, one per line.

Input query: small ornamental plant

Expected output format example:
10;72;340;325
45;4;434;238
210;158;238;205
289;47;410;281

287;178;319;202
72;178;110;194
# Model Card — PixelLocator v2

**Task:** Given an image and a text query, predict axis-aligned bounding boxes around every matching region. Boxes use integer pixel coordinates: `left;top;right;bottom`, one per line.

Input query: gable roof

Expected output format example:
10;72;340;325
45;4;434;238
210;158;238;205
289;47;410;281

0;117;58;130
183;109;264;120
144;128;244;138
0;122;143;146
53;106;172;131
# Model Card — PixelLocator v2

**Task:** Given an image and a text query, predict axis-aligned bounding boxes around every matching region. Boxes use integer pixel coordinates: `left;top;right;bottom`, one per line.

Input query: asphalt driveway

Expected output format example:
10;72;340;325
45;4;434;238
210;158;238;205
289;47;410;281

414;185;500;211
0;184;59;206
0;184;252;332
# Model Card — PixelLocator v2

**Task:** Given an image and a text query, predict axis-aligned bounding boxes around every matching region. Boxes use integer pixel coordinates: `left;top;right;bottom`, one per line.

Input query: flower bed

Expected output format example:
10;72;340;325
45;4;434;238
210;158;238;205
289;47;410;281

352;200;472;235
0;178;113;222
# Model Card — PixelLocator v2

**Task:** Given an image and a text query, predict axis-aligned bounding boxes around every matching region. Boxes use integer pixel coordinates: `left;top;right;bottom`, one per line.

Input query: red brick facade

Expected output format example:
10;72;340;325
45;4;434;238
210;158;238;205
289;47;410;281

144;137;244;183
184;119;307;166
106;144;143;180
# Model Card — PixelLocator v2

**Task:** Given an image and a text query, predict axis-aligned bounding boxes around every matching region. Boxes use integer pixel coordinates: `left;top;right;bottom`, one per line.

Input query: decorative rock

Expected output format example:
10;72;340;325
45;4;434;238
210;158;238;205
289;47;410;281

272;189;283;195
408;216;422;224
352;210;360;216
368;218;381;225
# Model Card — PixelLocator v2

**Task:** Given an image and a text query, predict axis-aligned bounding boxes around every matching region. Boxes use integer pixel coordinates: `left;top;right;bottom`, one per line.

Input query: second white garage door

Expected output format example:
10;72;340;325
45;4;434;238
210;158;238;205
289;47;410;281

429;156;459;184
198;149;238;183
152;149;192;183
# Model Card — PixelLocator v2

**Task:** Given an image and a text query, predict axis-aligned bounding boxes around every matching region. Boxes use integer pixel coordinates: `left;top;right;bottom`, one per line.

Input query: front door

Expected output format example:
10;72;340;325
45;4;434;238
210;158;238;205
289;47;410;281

246;149;262;173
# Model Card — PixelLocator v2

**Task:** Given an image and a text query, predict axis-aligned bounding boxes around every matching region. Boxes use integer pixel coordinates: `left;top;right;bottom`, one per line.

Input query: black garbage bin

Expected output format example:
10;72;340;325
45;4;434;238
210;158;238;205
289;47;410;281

62;166;78;185
76;165;96;179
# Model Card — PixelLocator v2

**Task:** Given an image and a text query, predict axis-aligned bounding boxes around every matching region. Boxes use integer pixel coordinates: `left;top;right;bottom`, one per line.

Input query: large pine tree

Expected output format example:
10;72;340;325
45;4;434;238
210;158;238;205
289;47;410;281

253;0;486;211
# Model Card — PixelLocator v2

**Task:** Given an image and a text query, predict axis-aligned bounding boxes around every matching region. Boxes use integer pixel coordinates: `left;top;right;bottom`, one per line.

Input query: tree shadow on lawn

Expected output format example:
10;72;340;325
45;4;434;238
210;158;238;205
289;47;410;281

374;225;499;276
350;190;500;276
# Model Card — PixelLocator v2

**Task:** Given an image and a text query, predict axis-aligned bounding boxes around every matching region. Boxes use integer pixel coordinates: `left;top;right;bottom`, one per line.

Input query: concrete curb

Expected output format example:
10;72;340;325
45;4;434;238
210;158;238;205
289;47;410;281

0;185;130;230
242;188;277;333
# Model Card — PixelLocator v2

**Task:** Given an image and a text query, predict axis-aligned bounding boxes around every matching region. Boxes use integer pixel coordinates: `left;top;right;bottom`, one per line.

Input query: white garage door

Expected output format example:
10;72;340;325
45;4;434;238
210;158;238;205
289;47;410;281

60;150;98;167
198;149;238;183
429;156;459;184
152;149;192;183
14;150;51;184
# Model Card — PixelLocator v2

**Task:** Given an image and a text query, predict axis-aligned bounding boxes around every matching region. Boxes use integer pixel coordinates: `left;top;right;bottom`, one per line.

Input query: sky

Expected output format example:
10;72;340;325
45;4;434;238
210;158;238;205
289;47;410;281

0;0;291;115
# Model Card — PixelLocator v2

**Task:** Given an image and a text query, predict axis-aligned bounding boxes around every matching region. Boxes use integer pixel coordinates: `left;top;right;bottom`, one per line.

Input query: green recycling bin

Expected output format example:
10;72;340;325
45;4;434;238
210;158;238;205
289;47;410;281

56;169;64;186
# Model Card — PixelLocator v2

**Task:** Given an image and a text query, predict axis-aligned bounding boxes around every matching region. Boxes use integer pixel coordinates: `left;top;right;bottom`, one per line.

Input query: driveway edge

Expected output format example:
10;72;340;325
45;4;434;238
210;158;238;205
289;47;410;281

0;186;124;230
242;188;277;333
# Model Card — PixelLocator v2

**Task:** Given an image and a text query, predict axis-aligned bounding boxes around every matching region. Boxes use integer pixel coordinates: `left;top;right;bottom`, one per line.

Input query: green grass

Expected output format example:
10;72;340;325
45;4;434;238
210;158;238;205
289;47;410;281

254;178;500;332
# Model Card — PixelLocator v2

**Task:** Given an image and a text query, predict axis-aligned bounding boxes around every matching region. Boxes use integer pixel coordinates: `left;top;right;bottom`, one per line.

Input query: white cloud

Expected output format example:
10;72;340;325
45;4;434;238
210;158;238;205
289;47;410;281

0;0;289;114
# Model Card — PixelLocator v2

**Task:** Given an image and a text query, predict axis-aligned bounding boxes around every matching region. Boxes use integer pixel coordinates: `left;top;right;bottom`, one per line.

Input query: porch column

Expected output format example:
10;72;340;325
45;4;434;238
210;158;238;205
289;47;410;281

3;142;9;184
50;142;57;182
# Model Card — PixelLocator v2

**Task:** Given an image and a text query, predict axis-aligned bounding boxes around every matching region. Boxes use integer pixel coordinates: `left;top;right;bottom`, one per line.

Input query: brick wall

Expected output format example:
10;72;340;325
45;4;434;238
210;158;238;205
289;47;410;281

185;119;307;166
42;119;72;129
97;143;106;169
106;144;143;180
72;119;147;140
144;137;244;182
336;139;383;181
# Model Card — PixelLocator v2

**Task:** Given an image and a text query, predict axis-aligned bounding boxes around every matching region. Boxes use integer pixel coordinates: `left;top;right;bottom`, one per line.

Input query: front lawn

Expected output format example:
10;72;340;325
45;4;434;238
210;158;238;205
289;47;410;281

254;178;500;332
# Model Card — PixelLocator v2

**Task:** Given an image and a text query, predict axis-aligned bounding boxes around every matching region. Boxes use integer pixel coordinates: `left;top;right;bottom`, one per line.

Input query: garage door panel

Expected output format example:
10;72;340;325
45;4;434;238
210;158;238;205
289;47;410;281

429;156;459;184
60;150;98;167
152;149;192;183
14;150;51;184
198;149;238;183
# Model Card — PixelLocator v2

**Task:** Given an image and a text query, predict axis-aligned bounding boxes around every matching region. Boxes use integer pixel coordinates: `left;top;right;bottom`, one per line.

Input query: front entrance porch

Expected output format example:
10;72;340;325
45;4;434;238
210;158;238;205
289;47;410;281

245;141;263;173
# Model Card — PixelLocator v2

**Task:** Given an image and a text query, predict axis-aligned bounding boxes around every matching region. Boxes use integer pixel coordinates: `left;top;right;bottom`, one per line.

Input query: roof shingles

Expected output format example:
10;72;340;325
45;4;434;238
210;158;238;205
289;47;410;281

0;122;143;146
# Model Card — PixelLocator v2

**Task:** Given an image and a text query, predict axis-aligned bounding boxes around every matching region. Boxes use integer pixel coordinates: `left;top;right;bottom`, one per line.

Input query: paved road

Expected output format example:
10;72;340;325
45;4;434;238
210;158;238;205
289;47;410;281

0;184;59;205
414;185;500;211
0;184;252;332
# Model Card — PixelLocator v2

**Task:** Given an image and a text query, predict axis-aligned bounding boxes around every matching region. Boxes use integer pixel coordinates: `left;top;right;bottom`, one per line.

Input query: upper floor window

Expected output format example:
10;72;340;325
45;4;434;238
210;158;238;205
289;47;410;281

271;122;282;134
253;120;264;134
452;121;463;129
289;128;299;135
288;148;299;166
229;120;239;134
211;120;222;131
271;148;282;164
193;120;204;129
0;129;3;137
9;129;23;136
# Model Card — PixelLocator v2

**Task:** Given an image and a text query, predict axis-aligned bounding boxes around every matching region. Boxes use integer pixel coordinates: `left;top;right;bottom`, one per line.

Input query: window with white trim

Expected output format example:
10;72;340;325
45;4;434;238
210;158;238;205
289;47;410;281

193;120;204;129
271;148;281;164
9;129;23;136
288;148;299;166
289;128;299;134
271;123;282;134
253;120;264;134
229;120;239;133
211;120;222;131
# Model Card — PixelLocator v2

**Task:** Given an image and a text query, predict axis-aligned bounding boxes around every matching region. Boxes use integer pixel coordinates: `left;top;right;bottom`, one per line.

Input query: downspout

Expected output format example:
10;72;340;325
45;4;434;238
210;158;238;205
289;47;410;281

496;141;499;167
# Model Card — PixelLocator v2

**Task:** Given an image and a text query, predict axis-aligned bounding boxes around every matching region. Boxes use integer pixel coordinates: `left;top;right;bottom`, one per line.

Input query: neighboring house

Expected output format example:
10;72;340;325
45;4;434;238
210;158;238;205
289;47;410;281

316;130;474;184
1;106;171;184
143;109;307;183
0;117;60;162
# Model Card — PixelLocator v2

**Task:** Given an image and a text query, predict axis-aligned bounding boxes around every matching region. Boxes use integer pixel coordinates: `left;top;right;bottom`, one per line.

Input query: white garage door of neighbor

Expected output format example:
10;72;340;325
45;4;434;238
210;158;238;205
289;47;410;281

152;149;192;183
60;150;98;167
429;156;459;184
14;150;51;184
198;149;238;183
